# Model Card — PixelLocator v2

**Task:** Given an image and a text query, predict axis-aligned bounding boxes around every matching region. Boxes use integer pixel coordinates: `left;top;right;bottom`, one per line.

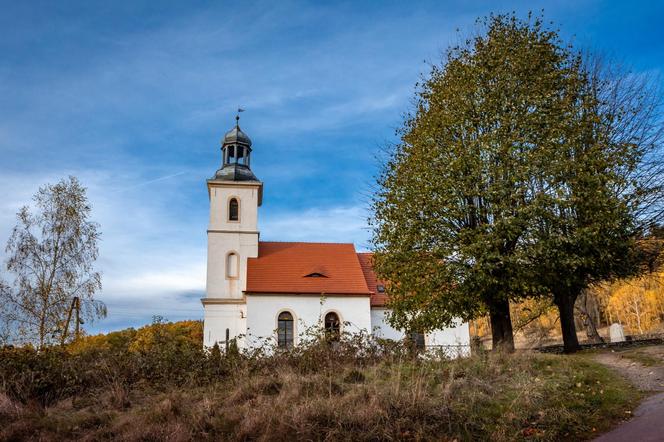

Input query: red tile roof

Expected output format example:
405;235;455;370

357;252;388;307
246;242;372;295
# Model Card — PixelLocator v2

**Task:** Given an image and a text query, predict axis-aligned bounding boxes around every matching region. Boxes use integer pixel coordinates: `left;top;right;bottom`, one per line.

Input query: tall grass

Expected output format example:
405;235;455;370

0;320;641;441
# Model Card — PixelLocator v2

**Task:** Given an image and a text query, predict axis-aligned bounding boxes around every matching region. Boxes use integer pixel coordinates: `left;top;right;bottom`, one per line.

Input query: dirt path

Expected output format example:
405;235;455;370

593;348;664;392
592;346;664;441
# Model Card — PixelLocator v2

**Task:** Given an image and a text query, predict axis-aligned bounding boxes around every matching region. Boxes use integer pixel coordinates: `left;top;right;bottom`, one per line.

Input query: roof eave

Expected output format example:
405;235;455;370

244;291;372;296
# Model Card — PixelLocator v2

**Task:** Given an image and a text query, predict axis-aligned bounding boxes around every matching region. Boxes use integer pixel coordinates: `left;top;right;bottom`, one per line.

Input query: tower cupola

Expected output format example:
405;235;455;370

212;115;259;182
223;120;252;148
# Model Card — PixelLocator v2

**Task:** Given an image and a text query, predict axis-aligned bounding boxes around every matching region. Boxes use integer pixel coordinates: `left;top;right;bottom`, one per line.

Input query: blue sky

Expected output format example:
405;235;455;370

1;0;663;333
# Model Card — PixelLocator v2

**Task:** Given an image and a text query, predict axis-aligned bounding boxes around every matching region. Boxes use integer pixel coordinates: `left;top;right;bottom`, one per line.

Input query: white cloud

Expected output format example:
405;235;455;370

260;205;371;250
0;168;207;331
0;168;375;333
103;264;205;300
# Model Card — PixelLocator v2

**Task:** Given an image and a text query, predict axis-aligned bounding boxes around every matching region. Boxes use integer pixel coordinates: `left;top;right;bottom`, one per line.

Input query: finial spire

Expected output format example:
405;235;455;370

236;107;245;127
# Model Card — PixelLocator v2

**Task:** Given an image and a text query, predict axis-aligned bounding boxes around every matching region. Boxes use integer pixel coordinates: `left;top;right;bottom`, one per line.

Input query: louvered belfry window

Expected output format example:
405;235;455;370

229;198;239;221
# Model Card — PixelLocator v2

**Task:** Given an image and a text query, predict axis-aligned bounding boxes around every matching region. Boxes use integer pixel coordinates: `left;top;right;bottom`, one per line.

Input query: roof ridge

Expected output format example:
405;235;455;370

259;240;356;246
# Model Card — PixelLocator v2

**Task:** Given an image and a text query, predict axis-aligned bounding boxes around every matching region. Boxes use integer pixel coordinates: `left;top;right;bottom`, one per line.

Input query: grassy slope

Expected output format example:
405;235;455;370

0;351;641;441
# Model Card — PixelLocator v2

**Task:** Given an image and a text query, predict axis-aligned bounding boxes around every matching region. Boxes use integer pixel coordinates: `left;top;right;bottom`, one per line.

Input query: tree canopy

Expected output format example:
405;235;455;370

526;55;664;351
371;13;664;352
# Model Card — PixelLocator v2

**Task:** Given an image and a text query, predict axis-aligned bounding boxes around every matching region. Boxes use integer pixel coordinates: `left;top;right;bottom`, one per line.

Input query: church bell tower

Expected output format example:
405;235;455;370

202;115;262;348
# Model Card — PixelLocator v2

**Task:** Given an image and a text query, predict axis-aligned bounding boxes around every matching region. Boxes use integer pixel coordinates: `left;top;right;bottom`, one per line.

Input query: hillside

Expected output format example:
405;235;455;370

0;320;641;441
0;321;640;441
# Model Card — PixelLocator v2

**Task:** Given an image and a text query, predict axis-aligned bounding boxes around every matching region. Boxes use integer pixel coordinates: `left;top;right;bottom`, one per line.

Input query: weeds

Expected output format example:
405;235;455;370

0;320;642;441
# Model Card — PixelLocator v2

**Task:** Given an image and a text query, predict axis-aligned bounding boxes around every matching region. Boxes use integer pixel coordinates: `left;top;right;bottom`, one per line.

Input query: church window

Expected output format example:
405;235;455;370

277;311;294;349
324;312;340;342
229;198;239;221
226;252;239;279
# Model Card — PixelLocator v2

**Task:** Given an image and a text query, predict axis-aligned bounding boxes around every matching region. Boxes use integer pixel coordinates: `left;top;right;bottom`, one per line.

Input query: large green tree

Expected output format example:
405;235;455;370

0;177;106;348
529;58;664;353
371;13;664;353
371;14;581;350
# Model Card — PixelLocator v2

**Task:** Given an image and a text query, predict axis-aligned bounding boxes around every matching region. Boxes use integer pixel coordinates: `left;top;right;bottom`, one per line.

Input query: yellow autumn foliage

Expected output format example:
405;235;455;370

471;298;560;346
600;273;664;335
67;319;203;354
471;271;664;344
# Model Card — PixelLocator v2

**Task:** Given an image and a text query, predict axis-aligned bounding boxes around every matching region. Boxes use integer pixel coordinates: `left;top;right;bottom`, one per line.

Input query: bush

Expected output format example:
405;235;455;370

0;320;642;441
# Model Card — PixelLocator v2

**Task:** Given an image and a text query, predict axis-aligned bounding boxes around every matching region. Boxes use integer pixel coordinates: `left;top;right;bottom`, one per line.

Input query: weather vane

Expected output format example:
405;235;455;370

236;107;245;125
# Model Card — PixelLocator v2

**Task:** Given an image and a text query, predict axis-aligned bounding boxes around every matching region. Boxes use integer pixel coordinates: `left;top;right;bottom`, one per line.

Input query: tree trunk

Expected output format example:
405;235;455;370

38;308;47;350
634;299;643;334
584;313;604;343
489;298;515;352
555;292;581;353
578;292;603;343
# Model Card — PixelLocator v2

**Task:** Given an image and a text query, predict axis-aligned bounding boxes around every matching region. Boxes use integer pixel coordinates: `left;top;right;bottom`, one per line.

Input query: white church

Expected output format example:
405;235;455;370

202;118;470;354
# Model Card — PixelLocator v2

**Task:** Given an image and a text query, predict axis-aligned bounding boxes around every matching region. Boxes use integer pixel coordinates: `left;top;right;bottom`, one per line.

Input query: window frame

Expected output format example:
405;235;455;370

228;197;240;222
277;310;295;349
324;311;341;342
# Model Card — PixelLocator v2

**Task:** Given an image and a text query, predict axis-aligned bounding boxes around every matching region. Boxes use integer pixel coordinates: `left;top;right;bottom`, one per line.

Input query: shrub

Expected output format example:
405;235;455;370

0;320;642;441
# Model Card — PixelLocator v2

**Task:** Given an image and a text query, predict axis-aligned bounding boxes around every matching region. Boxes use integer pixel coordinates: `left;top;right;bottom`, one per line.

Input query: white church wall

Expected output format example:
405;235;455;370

370;308;404;341
426;319;471;357
203;302;247;348
245;295;372;347
206;182;261;299
208;184;260;231
206;232;258;298
371;307;471;356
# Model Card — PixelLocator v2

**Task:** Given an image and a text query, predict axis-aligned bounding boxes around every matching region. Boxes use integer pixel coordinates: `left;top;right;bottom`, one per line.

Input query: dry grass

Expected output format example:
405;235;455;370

0;349;641;441
615;346;664;367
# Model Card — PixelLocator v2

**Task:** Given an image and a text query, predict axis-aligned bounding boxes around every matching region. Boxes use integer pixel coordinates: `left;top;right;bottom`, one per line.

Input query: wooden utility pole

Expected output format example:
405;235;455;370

74;296;81;341
60;296;80;346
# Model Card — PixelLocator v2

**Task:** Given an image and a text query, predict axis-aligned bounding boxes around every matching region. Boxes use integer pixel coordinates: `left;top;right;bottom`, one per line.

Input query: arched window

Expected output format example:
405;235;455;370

324;312;340;342
277;311;294;349
226;252;239;279
228;198;239;221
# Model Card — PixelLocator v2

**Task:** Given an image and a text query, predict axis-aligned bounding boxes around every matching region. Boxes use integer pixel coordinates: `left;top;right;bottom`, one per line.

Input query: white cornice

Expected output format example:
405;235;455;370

243;292;371;297
207;229;260;235
201;297;247;305
207;180;263;188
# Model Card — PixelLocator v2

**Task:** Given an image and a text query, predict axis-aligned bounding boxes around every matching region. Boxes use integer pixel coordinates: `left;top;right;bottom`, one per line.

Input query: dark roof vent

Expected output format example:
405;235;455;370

376;284;385;293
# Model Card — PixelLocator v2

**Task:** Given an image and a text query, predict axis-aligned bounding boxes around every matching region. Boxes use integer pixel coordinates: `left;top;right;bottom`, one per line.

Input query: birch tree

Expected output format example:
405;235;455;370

0;177;106;347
